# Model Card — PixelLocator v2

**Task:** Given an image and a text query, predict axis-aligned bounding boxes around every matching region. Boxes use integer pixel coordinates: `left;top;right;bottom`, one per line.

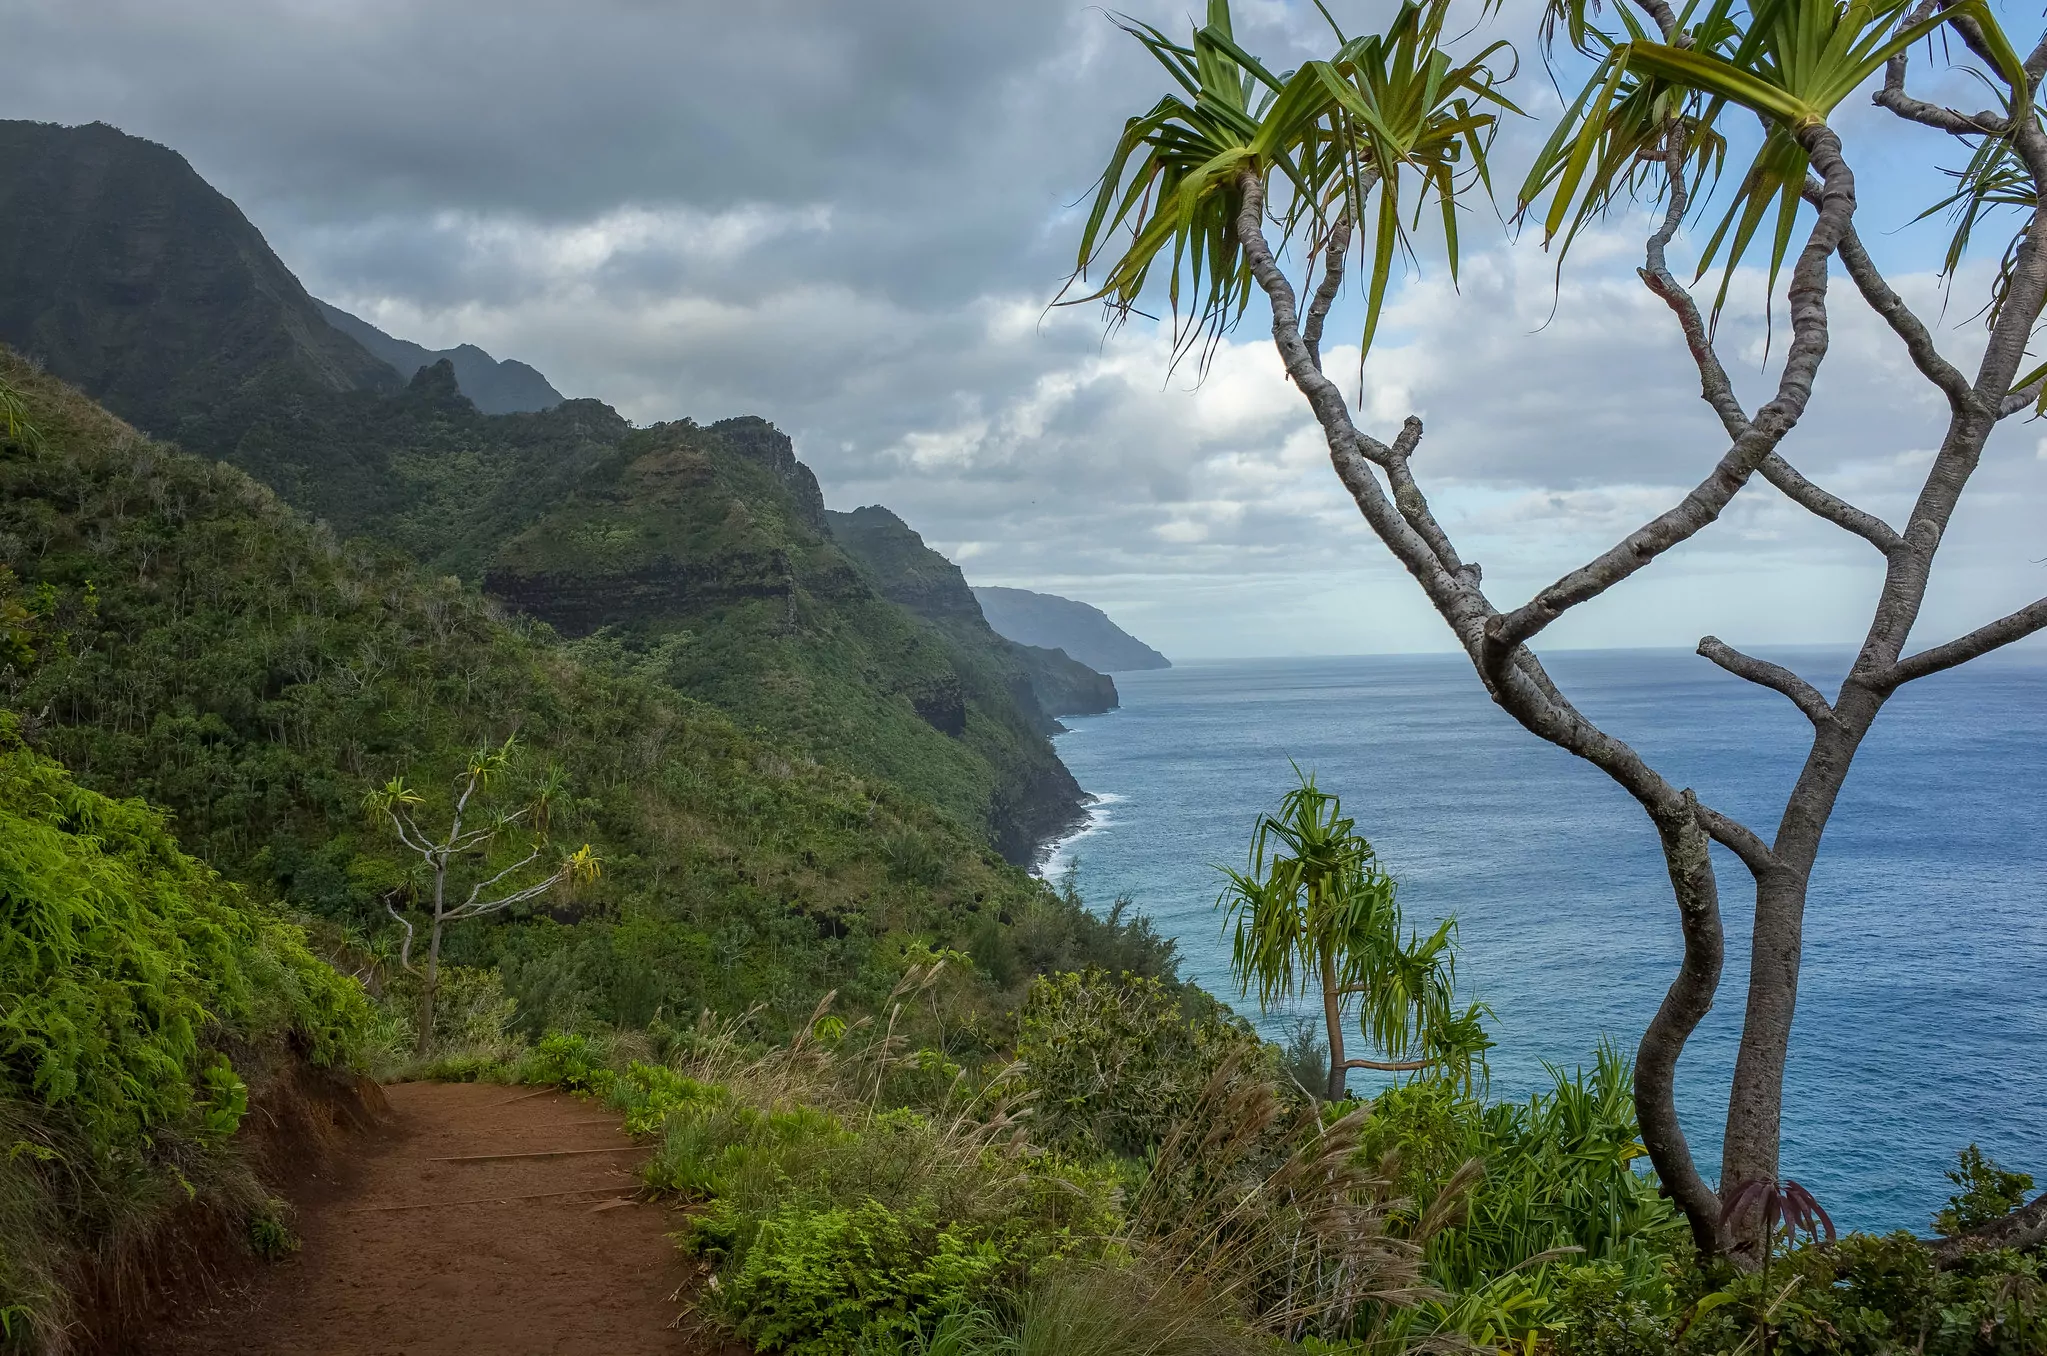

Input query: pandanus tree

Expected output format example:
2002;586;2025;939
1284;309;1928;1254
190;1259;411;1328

1068;0;2047;1259
364;736;599;1055
1219;775;1488;1102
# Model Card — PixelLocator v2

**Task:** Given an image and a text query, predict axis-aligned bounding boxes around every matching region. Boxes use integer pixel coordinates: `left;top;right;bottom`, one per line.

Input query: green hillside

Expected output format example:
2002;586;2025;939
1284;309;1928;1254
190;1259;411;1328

0;121;1093;861
480;418;1087;861
0;353;1160;1038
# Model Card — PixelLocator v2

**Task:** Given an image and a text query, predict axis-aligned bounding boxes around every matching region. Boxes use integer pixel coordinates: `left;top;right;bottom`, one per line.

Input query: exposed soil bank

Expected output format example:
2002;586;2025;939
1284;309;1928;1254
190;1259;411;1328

138;1082;705;1355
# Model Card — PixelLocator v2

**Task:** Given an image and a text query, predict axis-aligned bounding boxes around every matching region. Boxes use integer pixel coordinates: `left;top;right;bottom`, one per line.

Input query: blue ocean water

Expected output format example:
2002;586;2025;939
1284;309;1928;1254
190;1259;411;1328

1043;648;2047;1234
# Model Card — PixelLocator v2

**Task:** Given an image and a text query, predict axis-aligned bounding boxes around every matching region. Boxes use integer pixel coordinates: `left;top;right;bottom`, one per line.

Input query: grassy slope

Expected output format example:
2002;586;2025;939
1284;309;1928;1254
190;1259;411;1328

177;374;1082;859
0;354;1133;1039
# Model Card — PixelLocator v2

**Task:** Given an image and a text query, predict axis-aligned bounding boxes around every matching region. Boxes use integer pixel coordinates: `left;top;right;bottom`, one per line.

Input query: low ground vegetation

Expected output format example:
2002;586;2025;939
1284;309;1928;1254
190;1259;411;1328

0;715;376;1353
501;969;2047;1355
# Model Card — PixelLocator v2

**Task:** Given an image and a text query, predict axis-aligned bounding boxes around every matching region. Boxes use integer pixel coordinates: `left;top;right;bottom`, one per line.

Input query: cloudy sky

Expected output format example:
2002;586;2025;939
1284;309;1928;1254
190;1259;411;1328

9;0;2045;659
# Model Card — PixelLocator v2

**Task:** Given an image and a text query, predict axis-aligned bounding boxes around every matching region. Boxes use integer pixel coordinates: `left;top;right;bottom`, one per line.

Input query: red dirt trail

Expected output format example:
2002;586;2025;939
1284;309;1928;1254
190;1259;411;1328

143;1082;712;1355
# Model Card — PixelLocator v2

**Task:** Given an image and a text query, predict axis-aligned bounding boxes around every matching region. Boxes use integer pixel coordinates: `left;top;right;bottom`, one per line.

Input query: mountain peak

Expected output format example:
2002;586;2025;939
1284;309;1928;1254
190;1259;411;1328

0;119;398;434
314;301;565;414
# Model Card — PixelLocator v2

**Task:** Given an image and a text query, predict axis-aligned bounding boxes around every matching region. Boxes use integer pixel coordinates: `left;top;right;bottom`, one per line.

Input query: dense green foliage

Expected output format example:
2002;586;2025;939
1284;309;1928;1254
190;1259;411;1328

172;361;1090;858
0;353;1140;1043
0;711;374;1351
1014;969;1263;1158
1358;1046;1687;1343
1547;1225;2045;1355
0;714;366;1150
1941;1148;2039;1237
513;1011;2046;1356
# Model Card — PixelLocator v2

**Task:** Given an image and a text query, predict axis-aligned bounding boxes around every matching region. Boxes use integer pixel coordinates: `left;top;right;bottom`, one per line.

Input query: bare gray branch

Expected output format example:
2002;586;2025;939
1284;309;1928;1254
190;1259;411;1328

1877;595;2047;686
1698;636;1836;725
1757;454;1902;554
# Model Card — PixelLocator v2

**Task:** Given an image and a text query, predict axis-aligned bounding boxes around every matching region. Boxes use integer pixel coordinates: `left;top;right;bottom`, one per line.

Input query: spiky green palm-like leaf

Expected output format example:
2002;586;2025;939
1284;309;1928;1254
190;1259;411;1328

1065;0;1513;368
1523;0;2026;326
1917;125;2047;400
1312;0;1521;355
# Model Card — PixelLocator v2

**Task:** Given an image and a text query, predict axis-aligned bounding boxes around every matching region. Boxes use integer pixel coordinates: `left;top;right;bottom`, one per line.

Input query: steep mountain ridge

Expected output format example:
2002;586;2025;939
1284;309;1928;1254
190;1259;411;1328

0;350;1130;1030
482;421;1087;860
973;585;1172;672
0;120;398;435
316;299;565;413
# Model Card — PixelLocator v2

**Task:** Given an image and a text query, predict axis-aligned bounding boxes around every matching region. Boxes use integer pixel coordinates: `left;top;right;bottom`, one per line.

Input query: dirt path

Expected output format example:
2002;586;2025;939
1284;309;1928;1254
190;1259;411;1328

147;1082;707;1355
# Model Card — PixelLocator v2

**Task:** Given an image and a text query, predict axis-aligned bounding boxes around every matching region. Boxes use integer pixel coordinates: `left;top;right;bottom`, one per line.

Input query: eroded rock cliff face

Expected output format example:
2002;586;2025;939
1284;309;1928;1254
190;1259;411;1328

826;506;1119;722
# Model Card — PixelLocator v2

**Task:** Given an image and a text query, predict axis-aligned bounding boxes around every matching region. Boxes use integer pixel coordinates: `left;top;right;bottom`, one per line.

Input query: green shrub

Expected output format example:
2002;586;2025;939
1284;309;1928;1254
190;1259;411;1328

1544;1259;1679;1356
717;1199;1008;1355
0;713;370;1150
1939;1146;2037;1237
246;1202;301;1261
1014;969;1264;1157
0;716;374;1350
1666;1232;2045;1356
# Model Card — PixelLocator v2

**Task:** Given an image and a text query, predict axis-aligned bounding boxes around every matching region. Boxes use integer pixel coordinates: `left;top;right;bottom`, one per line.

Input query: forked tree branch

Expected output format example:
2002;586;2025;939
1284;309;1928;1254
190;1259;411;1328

1757;453;1903;554
1874;595;2047;686
1231;167;1482;633
1483;126;1858;665
1691;802;1779;877
1697;636;1836;725
1834;223;1974;411
1382;417;1469;576
384;896;418;973
1875;0;2010;135
1943;9;2047;181
445;846;547;919
1872;88;2006;135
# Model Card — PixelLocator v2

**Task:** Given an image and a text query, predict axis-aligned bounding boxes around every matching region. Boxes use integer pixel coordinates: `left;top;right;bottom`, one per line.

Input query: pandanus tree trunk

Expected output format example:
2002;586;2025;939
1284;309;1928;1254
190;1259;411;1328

1321;950;1350;1103
1224;100;2047;1251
